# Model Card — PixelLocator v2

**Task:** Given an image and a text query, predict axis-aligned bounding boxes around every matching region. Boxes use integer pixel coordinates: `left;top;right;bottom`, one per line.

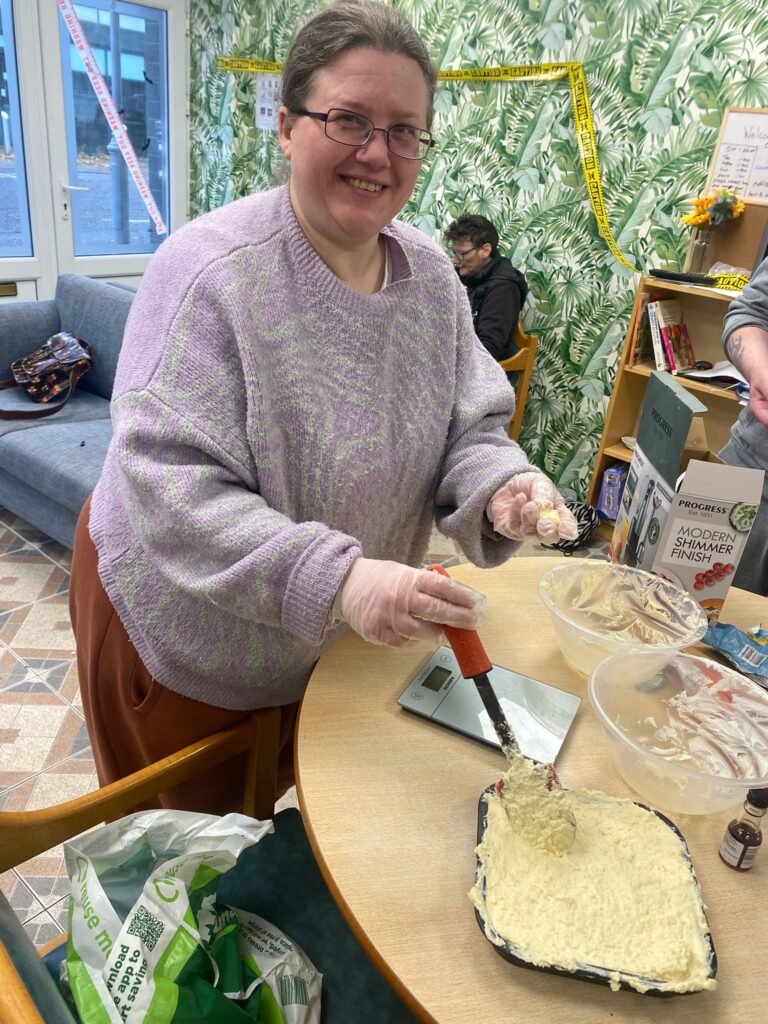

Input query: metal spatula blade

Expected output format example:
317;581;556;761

427;564;575;850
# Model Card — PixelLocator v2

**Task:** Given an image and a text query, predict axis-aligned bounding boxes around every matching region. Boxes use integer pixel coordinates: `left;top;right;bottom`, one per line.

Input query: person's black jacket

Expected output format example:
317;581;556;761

461;253;528;361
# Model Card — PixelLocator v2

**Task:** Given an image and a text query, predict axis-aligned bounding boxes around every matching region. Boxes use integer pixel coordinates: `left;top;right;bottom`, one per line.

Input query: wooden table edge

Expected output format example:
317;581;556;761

294;698;438;1024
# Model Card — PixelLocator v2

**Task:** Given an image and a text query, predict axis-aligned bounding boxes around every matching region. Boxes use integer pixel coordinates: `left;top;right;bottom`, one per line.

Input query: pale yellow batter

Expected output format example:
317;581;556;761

471;770;716;994
495;753;574;856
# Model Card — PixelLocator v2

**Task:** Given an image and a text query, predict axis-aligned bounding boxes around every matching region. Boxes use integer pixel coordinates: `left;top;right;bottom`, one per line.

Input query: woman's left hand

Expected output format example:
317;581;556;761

487;472;579;542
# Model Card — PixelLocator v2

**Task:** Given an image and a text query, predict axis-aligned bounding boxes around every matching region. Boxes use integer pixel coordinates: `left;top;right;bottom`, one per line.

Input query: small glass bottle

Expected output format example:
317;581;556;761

719;789;768;870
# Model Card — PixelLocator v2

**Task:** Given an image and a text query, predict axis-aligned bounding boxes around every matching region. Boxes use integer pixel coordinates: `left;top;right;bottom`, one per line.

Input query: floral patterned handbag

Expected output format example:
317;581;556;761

0;332;93;420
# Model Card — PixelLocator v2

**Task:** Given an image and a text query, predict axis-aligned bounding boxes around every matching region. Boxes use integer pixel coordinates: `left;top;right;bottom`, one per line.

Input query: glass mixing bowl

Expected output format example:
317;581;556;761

538;561;708;676
589;649;768;814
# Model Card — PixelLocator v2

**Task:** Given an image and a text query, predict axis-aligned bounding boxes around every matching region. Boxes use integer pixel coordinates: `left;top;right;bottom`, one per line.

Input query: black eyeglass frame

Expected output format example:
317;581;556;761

450;246;479;261
295;107;435;160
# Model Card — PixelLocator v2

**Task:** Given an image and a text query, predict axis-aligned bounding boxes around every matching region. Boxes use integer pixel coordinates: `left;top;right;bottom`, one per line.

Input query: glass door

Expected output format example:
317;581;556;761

0;0;32;260
0;0;187;299
0;0;55;298
40;0;188;282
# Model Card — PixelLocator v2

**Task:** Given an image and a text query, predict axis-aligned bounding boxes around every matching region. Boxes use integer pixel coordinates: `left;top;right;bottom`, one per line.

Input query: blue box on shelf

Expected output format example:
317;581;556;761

596;463;628;522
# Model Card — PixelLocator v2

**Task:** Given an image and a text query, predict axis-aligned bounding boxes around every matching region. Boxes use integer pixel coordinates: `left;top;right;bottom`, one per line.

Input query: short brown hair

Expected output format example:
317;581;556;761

282;1;437;127
445;214;499;254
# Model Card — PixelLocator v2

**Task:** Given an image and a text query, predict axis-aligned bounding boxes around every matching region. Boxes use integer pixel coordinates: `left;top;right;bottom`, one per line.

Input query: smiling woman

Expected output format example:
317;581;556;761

68;0;578;816
278;45;430;292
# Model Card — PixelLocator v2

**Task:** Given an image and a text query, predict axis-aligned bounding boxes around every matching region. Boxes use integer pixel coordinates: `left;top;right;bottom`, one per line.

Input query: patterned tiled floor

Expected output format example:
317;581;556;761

0;505;607;951
0;507;95;949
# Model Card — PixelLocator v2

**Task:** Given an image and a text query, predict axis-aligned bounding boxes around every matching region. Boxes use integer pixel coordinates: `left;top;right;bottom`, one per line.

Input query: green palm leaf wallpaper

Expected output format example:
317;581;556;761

189;0;768;498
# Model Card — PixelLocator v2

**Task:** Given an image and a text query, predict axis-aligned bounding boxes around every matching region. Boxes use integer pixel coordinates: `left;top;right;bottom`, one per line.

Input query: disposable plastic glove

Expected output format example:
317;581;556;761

487;472;579;543
337;557;486;647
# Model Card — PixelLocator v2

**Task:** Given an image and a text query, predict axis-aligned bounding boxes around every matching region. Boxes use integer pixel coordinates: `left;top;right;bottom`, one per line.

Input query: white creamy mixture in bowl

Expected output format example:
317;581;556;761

590;650;768;814
471;774;716;995
539;562;707;676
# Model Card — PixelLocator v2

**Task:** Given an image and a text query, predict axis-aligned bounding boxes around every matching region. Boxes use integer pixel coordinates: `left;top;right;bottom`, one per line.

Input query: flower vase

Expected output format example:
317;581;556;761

687;226;715;275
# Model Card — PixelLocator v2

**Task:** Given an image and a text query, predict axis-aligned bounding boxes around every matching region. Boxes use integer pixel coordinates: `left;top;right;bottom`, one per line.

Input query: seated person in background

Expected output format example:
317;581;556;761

720;254;768;596
445;214;528;363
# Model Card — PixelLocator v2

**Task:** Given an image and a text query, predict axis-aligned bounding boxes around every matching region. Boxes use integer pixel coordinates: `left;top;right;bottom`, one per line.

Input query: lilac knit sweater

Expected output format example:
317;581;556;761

90;186;535;710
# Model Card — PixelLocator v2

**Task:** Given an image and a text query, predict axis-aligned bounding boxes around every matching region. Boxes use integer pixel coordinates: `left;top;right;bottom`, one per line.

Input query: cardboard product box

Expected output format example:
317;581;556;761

611;372;706;571
652;459;765;621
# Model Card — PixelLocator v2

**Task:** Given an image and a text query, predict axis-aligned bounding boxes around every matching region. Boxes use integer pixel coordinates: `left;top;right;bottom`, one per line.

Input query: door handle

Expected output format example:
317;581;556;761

59;179;89;221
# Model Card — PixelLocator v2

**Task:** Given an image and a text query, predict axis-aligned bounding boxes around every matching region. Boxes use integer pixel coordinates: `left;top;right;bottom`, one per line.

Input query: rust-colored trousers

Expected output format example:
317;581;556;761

69;496;298;815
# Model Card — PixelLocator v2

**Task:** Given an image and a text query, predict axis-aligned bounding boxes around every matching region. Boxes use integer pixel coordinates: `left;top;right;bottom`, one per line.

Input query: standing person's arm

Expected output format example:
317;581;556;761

475;279;523;360
722;258;768;427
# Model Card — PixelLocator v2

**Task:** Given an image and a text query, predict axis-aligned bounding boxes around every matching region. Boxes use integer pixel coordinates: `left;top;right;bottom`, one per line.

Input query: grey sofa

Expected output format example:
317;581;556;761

0;275;135;548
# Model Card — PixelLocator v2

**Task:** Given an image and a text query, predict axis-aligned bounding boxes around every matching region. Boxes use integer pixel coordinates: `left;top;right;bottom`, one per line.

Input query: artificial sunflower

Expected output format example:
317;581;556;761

681;189;745;227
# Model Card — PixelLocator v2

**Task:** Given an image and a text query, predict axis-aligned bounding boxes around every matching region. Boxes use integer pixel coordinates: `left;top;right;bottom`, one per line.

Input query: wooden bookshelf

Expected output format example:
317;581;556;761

587;277;743;514
624;362;741;402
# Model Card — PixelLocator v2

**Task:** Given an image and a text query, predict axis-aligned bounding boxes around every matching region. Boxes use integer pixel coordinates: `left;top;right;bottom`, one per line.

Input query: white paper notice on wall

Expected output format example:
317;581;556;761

707;107;768;201
256;74;282;131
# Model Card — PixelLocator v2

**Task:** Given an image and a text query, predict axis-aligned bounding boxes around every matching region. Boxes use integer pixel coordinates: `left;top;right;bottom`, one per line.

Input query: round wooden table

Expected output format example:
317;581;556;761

296;557;767;1023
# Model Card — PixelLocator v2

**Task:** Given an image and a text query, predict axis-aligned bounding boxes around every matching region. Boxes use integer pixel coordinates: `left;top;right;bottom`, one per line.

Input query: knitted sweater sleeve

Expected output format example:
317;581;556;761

105;277;361;648
722;256;768;344
434;278;539;566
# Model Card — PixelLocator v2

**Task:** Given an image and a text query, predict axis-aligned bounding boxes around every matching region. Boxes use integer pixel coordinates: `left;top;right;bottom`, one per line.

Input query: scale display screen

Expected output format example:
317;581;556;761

422;665;451;691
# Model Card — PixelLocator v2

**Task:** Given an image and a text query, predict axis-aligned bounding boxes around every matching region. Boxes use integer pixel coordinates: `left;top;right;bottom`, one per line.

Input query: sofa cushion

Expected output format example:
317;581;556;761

0;390;111;438
0;470;81;548
0;418;112;514
0;299;61;377
55;275;135;400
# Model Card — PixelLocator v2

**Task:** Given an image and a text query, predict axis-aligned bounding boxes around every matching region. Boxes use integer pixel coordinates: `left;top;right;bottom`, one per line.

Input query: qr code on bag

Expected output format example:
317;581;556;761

127;905;165;951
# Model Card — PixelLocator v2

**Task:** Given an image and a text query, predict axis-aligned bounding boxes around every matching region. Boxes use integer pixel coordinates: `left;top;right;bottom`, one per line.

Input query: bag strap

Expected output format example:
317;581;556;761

0;362;90;420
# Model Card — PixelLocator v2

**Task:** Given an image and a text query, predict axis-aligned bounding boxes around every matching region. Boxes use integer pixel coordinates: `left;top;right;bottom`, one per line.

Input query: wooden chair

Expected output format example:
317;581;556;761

0;707;419;1024
498;320;539;441
0;710;279;1024
0;708;280;876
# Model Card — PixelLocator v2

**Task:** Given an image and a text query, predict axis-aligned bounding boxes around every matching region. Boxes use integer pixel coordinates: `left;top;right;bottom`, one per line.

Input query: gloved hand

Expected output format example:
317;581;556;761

337;557;485;647
487;472;579;543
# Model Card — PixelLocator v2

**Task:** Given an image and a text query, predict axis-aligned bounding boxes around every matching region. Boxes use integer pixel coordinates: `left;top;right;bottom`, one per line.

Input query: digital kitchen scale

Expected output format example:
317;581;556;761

397;646;580;764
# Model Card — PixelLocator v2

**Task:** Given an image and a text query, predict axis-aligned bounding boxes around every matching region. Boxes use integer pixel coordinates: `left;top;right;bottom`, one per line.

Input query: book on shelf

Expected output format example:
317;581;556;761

659;318;679;372
676;359;748;386
654;300;696;373
646;302;667;372
628;295;653;366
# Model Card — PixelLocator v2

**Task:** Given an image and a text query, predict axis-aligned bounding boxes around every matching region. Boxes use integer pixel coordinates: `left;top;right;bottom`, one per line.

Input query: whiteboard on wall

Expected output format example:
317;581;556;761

706;107;768;201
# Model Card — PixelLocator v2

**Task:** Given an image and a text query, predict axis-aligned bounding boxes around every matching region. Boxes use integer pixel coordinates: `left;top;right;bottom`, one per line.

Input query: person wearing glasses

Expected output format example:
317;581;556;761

445;214;528;364
69;0;577;814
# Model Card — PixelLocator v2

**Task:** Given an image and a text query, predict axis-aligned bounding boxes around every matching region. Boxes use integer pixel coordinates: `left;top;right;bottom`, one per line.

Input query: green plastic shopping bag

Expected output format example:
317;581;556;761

62;811;321;1024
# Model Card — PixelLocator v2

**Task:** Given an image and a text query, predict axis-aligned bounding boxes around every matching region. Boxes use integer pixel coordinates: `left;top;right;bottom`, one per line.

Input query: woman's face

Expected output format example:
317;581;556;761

279;47;429;252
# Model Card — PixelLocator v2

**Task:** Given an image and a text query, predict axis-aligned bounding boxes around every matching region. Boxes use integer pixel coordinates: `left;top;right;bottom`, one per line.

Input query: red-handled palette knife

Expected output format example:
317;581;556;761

427;563;571;824
427;563;518;764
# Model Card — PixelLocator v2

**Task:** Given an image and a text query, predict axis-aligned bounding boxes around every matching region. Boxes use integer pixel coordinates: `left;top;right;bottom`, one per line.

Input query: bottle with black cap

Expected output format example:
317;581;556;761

719;788;768;870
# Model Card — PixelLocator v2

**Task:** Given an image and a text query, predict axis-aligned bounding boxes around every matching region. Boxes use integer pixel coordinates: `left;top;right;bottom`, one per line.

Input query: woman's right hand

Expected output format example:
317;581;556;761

337;557;485;647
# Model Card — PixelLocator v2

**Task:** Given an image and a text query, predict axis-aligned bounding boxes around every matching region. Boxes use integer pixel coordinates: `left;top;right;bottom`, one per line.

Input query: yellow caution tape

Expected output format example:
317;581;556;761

439;64;636;270
713;273;749;292
216;56;282;73
216;56;636;270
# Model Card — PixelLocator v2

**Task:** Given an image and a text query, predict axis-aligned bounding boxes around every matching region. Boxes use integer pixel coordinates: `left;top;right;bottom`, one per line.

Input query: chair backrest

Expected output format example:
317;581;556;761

0;708;279;874
497;320;539;441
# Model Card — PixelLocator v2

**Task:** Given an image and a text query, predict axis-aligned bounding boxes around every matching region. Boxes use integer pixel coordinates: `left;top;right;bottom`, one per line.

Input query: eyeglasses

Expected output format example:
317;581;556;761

450;246;477;261
295;107;435;160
